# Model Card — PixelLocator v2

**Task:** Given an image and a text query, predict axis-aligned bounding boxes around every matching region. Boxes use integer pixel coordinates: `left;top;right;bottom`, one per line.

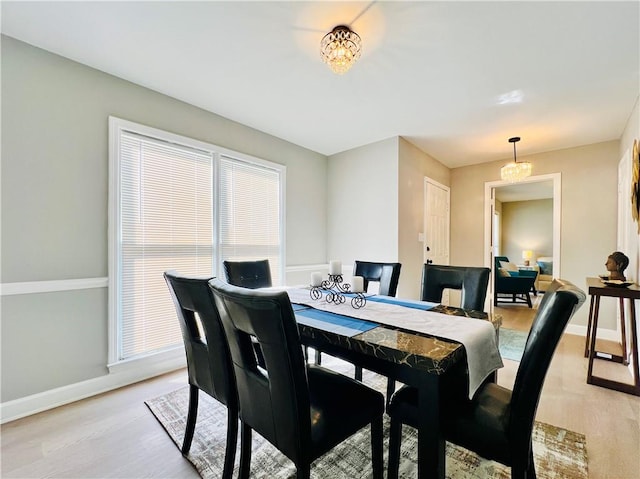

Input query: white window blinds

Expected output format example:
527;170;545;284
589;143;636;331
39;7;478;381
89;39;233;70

110;118;285;364
218;156;282;285
119;132;213;360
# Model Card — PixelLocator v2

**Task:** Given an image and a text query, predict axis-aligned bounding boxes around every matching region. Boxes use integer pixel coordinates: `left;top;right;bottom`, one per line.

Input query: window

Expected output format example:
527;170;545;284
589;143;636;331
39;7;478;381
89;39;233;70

109;117;284;365
219;156;283;284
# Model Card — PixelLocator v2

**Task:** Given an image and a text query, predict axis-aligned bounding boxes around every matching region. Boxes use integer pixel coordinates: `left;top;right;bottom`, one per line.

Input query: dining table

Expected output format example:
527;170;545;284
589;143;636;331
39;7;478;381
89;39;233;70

283;286;503;479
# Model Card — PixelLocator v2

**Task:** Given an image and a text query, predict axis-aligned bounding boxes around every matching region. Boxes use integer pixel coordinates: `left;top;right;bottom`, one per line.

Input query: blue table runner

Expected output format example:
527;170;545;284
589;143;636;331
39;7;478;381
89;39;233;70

295;307;378;337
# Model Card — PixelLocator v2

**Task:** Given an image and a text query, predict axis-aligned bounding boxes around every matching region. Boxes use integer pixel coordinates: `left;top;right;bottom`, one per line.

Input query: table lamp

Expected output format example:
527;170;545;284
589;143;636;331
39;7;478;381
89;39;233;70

522;250;533;266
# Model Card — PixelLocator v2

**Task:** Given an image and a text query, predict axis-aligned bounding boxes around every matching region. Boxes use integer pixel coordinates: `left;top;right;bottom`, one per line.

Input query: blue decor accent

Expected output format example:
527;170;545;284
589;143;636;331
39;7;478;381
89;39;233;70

295;308;378;337
537;261;553;275
367;295;437;311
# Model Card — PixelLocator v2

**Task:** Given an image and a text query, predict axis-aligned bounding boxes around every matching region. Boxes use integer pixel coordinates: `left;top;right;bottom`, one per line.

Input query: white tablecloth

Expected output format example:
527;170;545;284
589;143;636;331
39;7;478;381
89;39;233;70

285;287;503;399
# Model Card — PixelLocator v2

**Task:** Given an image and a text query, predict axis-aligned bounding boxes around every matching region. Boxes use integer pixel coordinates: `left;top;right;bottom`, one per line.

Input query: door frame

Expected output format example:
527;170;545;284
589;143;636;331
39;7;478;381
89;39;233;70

484;173;562;307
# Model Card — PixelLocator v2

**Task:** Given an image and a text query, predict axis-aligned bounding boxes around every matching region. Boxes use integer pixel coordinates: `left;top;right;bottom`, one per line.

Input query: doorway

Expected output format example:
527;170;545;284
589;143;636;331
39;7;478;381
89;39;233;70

484;173;561;311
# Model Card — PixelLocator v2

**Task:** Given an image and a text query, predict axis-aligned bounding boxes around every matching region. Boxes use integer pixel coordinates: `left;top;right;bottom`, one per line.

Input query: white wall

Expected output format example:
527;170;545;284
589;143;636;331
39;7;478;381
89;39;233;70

327;137;399;270
619;95;640;283
1;37;327;410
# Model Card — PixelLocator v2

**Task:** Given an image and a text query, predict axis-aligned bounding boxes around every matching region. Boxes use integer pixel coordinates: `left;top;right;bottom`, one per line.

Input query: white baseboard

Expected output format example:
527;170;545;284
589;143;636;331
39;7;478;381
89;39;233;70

1;349;186;424
565;323;620;342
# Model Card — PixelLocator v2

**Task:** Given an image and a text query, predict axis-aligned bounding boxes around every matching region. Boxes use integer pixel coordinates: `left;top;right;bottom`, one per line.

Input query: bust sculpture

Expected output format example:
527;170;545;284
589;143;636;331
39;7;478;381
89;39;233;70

605;251;630;281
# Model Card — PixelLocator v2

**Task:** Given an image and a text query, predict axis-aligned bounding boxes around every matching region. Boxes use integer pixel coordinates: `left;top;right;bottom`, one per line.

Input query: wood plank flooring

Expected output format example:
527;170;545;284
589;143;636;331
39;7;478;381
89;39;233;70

2;304;639;478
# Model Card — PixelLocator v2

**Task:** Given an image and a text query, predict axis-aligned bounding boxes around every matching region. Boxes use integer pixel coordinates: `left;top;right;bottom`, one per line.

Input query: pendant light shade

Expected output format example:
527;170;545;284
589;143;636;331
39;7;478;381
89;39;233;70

501;137;532;182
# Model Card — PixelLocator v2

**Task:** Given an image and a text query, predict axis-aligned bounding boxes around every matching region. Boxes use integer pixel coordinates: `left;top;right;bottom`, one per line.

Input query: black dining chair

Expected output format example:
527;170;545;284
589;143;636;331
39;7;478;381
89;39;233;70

354;260;402;297
380;263;493;407
316;260;402;395
387;278;586;479
209;278;385;479
163;271;237;479
223;259;272;289
421;263;491;311
223;259;273;365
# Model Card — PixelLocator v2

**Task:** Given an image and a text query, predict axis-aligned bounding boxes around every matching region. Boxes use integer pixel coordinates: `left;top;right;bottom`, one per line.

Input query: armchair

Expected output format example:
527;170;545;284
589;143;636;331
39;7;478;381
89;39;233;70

494;256;538;308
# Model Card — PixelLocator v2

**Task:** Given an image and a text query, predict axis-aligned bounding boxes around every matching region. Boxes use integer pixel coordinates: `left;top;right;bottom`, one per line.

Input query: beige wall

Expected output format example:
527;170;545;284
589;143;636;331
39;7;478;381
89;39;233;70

501;199;553;262
398;138;450;298
451;141;620;328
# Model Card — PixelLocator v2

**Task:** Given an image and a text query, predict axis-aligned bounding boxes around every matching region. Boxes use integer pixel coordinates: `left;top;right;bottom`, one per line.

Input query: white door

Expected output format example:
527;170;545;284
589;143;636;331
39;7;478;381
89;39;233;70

424;178;450;300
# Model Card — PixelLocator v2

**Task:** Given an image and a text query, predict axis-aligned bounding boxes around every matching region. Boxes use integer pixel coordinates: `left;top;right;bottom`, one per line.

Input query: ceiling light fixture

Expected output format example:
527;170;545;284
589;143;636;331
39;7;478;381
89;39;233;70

320;25;362;75
500;136;532;182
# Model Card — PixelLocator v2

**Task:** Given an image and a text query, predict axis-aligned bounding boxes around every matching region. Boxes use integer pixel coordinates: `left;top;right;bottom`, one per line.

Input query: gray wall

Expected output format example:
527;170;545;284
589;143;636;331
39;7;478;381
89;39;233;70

502;199;553;262
1;36;328;402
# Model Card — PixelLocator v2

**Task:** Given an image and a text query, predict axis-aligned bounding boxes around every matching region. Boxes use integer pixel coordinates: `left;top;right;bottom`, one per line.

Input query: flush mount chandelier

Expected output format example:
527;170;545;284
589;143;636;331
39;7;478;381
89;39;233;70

500;136;532;182
320;25;362;75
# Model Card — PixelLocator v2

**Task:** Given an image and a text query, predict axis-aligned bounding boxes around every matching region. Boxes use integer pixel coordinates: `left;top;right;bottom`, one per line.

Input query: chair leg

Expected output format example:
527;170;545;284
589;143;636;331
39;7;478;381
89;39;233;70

314;348;322;365
527;448;537;479
511;448;536;479
181;385;199;454
354;365;363;381
387;416;403;479
526;293;532;308
238;422;252;479
297;462;311;479
222;405;238;479
386;378;396;409
371;416;384;479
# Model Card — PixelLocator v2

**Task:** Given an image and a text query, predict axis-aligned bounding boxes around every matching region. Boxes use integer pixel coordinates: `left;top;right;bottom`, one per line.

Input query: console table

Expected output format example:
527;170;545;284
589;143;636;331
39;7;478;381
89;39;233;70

584;277;640;396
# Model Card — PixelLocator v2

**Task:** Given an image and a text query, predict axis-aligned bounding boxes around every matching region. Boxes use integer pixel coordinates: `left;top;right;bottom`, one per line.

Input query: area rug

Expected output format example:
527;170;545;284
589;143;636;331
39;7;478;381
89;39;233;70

145;366;587;478
499;328;528;362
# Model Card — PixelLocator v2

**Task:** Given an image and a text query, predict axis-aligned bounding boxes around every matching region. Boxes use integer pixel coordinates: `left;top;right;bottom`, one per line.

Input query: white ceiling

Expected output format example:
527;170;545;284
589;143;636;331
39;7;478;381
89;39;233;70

2;1;638;168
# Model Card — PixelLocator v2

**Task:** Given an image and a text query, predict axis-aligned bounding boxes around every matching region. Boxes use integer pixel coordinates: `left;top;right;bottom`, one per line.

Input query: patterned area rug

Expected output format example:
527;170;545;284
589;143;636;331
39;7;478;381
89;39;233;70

498;328;528;362
146;363;587;479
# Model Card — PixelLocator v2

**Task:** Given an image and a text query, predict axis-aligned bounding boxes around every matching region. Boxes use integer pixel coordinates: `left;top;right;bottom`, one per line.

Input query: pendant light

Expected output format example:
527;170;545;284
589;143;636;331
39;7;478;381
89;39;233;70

500;137;532;182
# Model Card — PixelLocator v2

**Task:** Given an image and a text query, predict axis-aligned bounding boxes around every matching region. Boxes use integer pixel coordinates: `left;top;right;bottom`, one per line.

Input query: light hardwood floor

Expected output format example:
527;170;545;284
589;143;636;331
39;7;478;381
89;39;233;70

2;304;639;478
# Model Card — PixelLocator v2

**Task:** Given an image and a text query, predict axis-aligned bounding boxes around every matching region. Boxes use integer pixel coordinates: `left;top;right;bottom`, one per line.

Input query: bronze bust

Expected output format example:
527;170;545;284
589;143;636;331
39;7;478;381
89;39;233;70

605;251;630;281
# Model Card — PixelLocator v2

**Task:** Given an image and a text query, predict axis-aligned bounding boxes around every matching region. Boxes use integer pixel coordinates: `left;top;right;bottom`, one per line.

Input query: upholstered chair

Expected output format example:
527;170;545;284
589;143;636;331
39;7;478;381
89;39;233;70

223;259;272;289
387;278;586;479
494;256;538;308
420;264;491;311
163;271;237;479
209;279;385;479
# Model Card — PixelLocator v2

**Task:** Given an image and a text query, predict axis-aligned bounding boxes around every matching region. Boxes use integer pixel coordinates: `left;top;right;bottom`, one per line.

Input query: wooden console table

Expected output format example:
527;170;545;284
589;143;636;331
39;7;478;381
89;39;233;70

584;277;640;396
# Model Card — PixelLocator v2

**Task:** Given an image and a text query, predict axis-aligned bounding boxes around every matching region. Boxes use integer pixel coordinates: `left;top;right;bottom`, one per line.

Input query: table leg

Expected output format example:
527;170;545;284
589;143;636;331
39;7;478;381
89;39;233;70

629;299;640;392
587;296;601;382
418;375;445;479
619;297;629;365
585;295;596;357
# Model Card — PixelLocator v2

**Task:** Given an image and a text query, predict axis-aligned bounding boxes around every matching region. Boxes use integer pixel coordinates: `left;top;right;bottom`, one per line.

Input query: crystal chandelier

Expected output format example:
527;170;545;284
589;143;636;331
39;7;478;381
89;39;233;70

500;137;532;182
320;25;362;75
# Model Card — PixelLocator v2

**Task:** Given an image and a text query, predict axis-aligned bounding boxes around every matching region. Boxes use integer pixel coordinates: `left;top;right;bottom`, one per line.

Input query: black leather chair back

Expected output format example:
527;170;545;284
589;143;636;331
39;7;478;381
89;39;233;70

353;260;402;297
421;264;490;311
223;259;272;289
509;279;586;446
209;278;311;464
164;271;236;408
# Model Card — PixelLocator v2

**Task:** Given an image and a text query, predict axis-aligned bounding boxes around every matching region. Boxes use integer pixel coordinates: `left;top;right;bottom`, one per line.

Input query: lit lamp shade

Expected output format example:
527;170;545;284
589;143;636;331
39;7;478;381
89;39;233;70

522;250;534;266
501;161;532;182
